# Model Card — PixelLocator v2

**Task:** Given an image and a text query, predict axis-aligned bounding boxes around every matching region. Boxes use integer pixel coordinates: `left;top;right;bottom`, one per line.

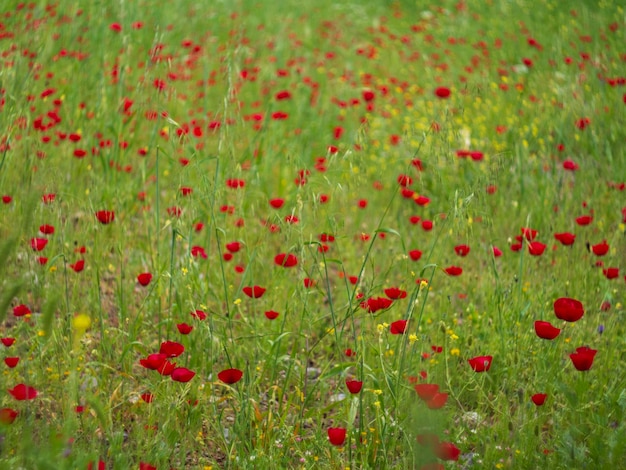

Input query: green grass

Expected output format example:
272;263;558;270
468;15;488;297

0;0;625;468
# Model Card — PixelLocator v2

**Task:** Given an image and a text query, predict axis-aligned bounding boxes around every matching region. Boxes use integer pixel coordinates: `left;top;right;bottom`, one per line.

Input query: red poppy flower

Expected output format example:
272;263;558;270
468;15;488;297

454;244;470;256
242;285;266;298
303;278;316;288
265;310;279;320
4;357;19;368
591;240;609;256
327;427;347;446
562;159;579;171
156;360;176;376
402;189;415;200
415;195;430;206
492;246;503;257
226;241;241;253
414;383;439;401
531;393;547;406
427;392;448;409
191;309;207;320
137;273;153;286
397;174;413;187
434;87;451;98
554;297;584;322
159;341;185;357
269;198;285;209
39;224;55;235
70;259;85;272
140;393;154;403
384;287;407;299
554;232;576;246
520;227;538;241
139;463;156;470
534;321;561;340
2;195;12;204
176;323;193;334
95;210;115;224
362;90;375;102
390;320;408;334
345;380;363;394
275;90;291;100
42;193;56;204
0;408;18;424
360;297;393;313
422;220;433;231
575;117;590;130
191;246;208;259
87;460;106;470
603;267;619;279
171;367;195;383
468;355;492;372
1;337;15;347
528;241;546;256
569;346;597;371
444;266;463;276
8;384;38;400
30;237;48;251
344;348;356;357
274;253;298;267
218;368;243;384
575;215;593;225
139;353;167;370
435;441;461;461
13;305;31;317
409;249;423;261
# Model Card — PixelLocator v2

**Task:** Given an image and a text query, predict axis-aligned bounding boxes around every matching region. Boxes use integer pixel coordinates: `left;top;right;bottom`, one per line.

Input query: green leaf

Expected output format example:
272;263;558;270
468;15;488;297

374;227;401;237
348;396;360;426
87;395;110;432
40;294;60;341
0;282;22;325
617;389;626;411
0;236;17;272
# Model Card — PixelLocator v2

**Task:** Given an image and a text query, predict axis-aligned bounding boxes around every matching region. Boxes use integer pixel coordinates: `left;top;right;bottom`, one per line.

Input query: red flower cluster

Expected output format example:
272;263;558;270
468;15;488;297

242;285;266;298
360;296;393;313
274;253;298;267
139;341;195;383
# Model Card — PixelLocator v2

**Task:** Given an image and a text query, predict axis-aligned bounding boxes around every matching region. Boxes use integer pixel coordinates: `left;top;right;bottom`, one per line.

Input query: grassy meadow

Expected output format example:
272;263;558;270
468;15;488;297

0;0;625;468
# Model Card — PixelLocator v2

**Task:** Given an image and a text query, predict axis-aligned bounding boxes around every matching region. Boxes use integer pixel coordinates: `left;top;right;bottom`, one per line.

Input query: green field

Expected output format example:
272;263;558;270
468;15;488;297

0;0;625;468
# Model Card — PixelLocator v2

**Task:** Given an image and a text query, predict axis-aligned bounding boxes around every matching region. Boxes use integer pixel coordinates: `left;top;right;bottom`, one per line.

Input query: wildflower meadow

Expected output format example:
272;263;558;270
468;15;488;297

0;0;625;468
